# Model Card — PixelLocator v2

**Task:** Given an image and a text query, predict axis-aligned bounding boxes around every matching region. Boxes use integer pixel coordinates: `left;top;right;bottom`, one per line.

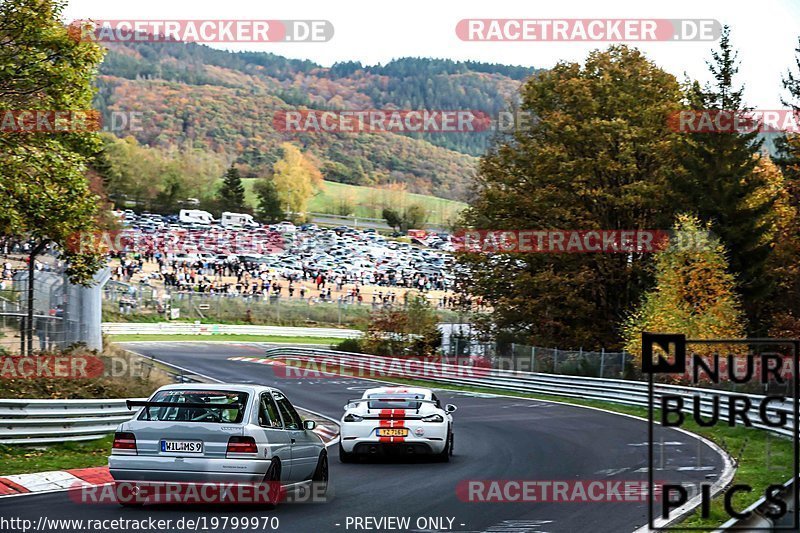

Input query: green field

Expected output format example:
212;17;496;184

237;179;466;226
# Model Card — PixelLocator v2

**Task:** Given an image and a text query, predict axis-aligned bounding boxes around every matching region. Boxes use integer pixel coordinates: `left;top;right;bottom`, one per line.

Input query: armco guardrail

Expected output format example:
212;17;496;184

102;322;362;339
1;355;209;445
264;347;796;530
0;398;145;445
263;347;796;438
1;397;340;447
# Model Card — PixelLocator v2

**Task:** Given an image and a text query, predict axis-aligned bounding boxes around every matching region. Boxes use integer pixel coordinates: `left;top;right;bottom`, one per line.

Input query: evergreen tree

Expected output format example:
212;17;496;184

673;26;774;330
382;208;403;231
767;36;800;336
253;177;284;223
217;164;246;212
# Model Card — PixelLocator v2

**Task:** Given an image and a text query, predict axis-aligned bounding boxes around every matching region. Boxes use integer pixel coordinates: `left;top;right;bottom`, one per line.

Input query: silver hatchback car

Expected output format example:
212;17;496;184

109;383;327;505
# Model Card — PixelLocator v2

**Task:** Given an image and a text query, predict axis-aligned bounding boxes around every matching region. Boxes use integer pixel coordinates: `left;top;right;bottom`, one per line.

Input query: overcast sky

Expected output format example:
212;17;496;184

65;0;800;108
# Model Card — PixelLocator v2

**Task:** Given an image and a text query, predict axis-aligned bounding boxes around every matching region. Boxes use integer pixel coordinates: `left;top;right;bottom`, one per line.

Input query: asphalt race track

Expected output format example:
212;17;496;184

0;342;726;533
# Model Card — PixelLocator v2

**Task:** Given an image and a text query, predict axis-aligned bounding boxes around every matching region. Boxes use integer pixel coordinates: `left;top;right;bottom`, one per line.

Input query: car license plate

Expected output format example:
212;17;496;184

161;440;203;453
377;428;408;437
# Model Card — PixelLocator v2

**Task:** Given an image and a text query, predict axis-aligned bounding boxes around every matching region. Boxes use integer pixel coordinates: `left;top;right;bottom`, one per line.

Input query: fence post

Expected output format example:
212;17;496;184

19;316;25;354
620;351;626;377
600;348;605;378
553;347;559;373
26;240;49;355
531;346;535;373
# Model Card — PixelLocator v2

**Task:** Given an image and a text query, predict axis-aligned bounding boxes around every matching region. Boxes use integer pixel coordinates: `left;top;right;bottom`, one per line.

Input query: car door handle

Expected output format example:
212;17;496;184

291;438;296;444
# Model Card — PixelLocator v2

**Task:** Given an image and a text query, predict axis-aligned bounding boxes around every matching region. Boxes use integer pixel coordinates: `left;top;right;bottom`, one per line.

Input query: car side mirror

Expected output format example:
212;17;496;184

303;420;316;430
445;404;457;413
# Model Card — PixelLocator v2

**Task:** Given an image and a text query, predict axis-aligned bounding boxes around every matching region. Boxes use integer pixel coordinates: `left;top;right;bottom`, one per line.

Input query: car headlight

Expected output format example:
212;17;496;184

421;414;444;423
343;413;363;422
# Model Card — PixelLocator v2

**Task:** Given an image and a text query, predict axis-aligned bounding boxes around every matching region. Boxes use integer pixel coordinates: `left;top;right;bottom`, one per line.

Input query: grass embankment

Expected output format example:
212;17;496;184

235;178;466;226
109;334;347;344
0;436;113;476
0;346;175;476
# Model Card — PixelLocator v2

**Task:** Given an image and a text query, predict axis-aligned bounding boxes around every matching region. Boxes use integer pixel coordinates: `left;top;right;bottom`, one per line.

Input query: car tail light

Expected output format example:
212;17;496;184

226;436;258;457
112;432;137;455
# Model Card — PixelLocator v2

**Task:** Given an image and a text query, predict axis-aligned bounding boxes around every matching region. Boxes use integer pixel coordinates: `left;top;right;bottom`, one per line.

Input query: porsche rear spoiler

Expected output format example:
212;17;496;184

346;398;437;405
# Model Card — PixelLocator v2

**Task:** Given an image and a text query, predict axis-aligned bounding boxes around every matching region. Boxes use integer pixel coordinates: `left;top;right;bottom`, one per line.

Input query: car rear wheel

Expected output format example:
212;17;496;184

338;442;354;463
263;459;281;508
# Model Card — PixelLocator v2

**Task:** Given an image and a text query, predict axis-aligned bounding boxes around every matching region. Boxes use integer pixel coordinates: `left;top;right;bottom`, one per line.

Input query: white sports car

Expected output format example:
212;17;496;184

339;387;456;462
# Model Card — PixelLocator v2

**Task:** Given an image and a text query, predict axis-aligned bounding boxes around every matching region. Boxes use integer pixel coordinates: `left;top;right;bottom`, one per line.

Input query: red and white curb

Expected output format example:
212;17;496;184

0;466;112;497
0;426;339;499
228;356;278;365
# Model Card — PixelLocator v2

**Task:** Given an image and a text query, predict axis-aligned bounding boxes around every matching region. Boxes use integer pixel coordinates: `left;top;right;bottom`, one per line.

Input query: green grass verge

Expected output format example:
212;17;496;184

297;370;793;530
108;334;346;344
0;435;113;476
235;178;466;225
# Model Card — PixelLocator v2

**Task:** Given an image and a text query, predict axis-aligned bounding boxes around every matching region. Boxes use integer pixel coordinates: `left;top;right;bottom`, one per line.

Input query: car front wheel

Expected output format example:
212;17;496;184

313;452;329;496
435;430;452;462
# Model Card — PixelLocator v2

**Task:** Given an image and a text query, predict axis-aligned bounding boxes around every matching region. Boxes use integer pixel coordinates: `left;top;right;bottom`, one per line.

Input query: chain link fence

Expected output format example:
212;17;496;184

442;328;632;379
0;240;109;354
102;281;469;328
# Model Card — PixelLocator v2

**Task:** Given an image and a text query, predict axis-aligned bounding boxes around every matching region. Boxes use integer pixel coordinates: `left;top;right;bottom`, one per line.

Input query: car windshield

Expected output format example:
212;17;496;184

138;390;248;423
366;393;426;410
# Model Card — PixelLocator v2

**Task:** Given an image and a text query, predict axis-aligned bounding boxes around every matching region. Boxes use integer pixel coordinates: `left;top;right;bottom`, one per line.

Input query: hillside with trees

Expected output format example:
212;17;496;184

93;40;537;202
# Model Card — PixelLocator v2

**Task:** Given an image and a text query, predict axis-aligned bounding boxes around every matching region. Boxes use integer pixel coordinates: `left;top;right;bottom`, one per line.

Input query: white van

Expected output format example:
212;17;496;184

221;212;259;229
179;209;215;225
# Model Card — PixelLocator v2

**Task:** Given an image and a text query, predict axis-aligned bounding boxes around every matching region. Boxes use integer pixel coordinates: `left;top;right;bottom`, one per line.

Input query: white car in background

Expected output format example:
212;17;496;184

339;387;456;462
